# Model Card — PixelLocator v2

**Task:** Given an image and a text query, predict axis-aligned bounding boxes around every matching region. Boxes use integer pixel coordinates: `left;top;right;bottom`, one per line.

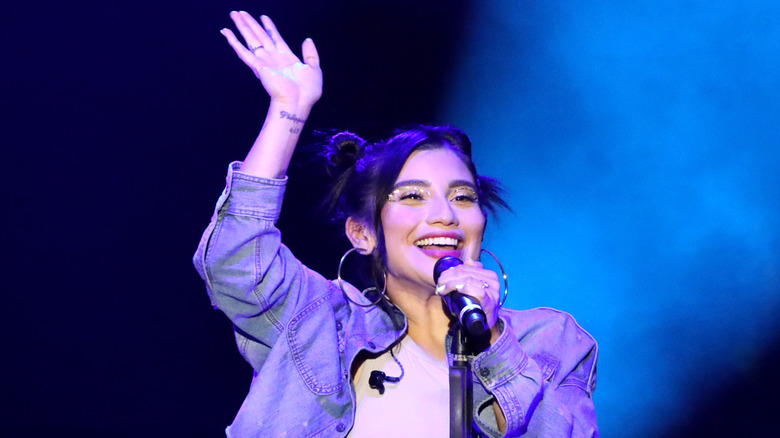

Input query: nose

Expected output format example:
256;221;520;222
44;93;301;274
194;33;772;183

426;194;459;226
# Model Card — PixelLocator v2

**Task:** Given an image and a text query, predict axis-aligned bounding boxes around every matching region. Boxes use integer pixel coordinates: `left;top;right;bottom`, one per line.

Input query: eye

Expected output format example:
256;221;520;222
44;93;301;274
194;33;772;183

450;187;479;204
400;191;425;201
387;186;430;203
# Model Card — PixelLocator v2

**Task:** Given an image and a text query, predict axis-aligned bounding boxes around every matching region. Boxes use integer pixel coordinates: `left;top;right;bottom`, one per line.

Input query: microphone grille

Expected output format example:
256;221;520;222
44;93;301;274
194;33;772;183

433;256;463;283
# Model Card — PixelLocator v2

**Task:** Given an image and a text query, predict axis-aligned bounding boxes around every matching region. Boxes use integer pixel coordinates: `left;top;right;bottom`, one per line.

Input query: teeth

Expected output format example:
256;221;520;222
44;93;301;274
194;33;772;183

414;237;459;247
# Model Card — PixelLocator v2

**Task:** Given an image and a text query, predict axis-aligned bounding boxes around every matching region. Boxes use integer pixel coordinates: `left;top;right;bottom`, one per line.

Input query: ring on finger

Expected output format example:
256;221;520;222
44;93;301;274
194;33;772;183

481;280;489;290
250;45;264;53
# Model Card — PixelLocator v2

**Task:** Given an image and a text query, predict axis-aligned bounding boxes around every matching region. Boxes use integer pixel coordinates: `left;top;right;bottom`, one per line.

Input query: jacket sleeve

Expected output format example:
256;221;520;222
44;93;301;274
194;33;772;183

471;310;599;437
192;162;331;370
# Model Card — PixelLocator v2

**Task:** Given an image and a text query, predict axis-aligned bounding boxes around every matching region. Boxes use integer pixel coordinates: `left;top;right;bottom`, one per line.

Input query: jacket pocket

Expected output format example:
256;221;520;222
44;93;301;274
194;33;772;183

287;292;344;395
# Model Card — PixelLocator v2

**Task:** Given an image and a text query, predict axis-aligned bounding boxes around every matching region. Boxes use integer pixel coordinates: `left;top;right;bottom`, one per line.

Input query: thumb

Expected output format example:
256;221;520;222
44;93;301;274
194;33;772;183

463;256;483;268
301;38;320;68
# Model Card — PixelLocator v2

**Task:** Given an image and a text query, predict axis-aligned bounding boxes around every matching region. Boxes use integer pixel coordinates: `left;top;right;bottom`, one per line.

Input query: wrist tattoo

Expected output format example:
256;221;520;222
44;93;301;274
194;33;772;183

289;127;301;134
280;111;306;124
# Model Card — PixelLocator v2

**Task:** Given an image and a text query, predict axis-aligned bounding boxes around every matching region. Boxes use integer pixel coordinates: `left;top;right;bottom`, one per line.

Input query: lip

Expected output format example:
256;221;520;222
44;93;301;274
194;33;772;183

413;231;465;260
417;247;462;260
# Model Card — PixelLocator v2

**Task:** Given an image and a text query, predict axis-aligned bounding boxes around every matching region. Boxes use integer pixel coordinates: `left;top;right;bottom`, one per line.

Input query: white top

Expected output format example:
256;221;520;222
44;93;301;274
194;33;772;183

348;335;450;437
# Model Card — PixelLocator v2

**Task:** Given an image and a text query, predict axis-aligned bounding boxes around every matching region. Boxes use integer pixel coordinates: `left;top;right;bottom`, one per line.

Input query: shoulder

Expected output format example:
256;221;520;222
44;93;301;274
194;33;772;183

499;307;595;348
499;307;598;394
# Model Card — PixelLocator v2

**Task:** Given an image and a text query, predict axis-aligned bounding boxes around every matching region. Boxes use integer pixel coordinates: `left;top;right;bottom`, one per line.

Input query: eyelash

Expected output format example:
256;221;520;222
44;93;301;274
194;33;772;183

389;188;479;204
452;192;478;203
399;192;425;201
391;187;428;202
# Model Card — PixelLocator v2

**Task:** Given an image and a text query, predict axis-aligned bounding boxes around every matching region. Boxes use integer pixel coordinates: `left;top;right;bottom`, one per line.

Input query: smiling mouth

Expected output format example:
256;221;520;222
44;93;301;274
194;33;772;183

414;237;460;251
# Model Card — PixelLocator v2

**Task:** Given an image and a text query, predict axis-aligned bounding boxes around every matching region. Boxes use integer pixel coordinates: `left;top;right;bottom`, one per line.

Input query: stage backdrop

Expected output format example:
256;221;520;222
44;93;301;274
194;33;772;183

442;1;780;436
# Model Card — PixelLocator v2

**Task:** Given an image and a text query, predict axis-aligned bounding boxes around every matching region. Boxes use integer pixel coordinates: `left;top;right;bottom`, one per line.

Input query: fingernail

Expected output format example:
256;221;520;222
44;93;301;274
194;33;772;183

435;284;445;295
455;283;465;291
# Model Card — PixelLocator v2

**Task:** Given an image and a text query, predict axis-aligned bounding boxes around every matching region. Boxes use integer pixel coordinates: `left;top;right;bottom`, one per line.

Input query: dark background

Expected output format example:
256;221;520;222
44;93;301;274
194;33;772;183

3;1;475;435
3;1;778;436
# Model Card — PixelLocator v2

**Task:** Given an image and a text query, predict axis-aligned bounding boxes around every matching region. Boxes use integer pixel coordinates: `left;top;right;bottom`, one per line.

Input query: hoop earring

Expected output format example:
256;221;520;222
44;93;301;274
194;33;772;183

481;249;509;307
337;247;387;307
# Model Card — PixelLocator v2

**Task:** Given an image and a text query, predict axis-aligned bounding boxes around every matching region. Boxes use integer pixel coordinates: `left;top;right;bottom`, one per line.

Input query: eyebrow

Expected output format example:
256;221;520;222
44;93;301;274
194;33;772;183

391;179;477;191
449;179;478;191
392;179;430;190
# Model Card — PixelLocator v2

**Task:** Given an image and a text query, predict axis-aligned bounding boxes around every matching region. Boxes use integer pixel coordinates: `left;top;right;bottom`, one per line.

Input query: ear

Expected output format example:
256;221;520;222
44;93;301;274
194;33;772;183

345;217;378;255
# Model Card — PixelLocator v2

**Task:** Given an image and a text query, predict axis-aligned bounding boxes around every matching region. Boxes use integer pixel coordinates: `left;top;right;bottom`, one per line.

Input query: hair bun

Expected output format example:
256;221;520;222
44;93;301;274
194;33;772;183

323;131;367;175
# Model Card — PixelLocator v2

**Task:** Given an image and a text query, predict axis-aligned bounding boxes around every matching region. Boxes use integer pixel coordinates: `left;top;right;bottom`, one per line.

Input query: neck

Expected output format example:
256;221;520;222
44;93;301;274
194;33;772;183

386;277;452;362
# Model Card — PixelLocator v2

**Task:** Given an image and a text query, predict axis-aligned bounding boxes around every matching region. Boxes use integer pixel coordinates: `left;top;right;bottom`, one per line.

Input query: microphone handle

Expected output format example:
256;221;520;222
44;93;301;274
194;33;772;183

445;292;488;338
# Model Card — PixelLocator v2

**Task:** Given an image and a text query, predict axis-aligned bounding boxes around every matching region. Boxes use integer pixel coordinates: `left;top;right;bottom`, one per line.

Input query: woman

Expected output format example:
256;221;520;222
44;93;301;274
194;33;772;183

194;11;598;437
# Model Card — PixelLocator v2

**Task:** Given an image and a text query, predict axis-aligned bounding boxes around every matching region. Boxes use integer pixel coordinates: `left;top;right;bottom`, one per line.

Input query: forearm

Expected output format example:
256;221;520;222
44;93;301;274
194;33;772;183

193;167;319;363
475;311;599;437
240;99;313;179
492;402;507;434
490;321;507;433
193;167;289;321
472;319;543;437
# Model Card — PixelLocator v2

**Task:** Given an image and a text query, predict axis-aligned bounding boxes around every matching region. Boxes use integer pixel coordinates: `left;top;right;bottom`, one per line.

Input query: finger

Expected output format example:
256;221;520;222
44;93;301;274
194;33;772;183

220;28;264;67
230;11;271;53
437;264;492;285
463;258;483;269
437;271;499;304
239;11;275;50
435;275;500;325
455;278;500;317
301;38;320;68
435;279;474;298
436;276;484;296
260;15;292;53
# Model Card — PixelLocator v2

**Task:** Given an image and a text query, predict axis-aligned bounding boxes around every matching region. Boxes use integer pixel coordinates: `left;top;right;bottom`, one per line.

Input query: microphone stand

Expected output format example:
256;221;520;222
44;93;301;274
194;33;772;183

450;318;491;438
449;323;473;438
450;314;490;438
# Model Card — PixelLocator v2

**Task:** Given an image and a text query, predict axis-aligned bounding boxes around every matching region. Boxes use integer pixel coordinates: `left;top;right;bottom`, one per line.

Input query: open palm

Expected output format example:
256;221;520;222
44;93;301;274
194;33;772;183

222;12;322;107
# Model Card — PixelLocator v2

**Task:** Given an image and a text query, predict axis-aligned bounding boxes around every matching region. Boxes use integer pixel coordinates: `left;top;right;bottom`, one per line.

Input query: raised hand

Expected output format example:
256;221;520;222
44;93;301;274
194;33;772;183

221;12;322;108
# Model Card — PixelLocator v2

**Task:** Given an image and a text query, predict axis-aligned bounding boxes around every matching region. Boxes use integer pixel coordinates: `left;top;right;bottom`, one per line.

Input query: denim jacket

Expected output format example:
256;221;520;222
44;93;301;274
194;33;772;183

193;163;599;437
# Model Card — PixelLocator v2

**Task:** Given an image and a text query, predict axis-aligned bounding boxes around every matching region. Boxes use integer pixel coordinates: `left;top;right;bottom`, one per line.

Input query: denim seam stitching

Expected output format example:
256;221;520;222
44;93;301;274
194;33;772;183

251;236;284;333
474;332;527;388
287;292;343;395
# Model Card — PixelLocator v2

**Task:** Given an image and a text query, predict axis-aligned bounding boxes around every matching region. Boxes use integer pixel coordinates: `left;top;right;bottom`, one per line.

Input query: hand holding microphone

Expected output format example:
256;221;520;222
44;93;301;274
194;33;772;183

433;256;498;339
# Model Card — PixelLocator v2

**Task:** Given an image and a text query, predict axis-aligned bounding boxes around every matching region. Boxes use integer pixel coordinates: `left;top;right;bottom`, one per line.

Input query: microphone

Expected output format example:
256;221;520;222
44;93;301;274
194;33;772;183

433;256;488;338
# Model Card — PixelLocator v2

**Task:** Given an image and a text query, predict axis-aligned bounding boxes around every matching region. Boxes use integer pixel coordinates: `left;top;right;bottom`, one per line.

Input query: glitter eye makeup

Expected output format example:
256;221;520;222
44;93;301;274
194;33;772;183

387;185;431;203
449;186;479;204
387;182;479;206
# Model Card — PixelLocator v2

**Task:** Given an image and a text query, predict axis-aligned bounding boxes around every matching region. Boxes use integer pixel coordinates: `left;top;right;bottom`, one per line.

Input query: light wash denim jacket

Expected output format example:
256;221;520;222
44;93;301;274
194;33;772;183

193;163;599;437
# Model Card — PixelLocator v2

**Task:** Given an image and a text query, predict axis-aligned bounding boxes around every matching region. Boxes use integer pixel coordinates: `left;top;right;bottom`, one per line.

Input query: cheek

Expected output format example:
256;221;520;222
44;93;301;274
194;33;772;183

464;210;486;236
380;208;426;268
381;206;423;238
467;218;486;259
466;216;486;258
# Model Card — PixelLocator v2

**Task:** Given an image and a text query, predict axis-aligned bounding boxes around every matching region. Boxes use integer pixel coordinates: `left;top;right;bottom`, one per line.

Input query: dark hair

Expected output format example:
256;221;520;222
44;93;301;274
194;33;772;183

321;125;509;289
